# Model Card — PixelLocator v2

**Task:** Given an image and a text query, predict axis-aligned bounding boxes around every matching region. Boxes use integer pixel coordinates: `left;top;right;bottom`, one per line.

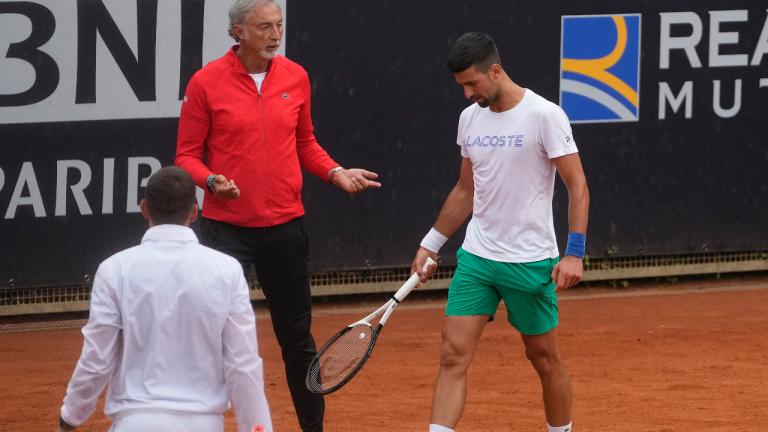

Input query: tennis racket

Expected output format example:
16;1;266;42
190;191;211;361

305;257;436;395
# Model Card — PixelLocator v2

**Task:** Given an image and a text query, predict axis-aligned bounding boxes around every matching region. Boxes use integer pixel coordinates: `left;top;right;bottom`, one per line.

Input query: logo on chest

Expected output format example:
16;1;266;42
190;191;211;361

465;135;524;148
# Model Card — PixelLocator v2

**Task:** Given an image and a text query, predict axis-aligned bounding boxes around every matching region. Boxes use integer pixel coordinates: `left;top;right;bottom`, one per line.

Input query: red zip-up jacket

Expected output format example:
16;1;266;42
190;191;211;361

176;46;338;227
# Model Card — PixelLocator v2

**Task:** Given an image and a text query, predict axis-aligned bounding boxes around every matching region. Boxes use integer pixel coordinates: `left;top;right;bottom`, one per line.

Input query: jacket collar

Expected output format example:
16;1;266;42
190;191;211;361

141;224;199;245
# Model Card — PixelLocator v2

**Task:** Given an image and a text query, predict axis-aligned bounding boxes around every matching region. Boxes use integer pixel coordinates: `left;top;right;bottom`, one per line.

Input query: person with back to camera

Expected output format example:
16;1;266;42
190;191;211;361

412;33;589;432
175;1;381;430
55;166;272;432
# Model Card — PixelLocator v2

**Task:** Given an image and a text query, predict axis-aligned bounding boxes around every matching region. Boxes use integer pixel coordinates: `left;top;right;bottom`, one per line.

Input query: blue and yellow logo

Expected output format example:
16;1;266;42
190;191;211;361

560;14;641;123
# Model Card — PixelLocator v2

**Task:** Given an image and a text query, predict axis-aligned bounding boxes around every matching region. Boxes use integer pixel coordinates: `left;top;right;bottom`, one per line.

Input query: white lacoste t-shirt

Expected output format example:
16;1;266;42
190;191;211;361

457;89;578;263
250;72;267;92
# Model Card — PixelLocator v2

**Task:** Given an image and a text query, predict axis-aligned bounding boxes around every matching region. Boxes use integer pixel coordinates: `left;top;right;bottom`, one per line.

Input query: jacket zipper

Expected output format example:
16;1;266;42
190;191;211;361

257;90;272;226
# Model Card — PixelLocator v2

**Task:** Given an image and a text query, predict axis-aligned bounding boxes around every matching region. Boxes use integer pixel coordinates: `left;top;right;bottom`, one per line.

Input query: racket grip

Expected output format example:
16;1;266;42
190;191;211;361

394;257;436;302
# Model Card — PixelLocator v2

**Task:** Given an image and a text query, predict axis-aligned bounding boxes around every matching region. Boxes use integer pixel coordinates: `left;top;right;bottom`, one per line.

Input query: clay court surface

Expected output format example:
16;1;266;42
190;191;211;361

1;277;767;431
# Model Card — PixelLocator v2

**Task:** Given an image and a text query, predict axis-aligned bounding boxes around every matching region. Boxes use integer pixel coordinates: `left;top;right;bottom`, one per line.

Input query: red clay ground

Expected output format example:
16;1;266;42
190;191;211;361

1;277;767;431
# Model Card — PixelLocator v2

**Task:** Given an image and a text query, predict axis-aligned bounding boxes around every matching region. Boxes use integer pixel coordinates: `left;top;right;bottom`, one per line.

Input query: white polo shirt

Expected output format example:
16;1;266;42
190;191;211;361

61;224;273;432
458;89;578;263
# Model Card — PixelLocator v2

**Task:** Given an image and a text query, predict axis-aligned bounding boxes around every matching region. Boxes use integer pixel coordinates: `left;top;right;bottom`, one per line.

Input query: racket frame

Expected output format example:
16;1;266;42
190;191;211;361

306;258;435;395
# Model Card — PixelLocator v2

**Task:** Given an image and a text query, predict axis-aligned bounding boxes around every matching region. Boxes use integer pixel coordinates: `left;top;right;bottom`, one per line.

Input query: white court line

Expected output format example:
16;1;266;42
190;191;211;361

2;283;767;333
284;282;768;320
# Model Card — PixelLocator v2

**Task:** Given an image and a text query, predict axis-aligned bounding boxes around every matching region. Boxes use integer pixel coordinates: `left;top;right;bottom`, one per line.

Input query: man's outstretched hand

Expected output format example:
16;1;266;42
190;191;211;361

331;169;381;194
551;255;583;292
212;174;240;200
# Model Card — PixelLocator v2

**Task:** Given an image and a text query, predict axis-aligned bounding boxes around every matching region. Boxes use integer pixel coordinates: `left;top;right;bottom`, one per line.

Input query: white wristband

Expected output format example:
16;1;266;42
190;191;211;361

420;228;448;253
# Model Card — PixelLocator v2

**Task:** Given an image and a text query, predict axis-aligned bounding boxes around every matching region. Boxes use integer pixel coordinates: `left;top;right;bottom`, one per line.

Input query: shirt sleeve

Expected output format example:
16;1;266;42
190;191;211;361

222;264;273;432
61;264;122;426
294;70;339;182
457;110;469;158
175;74;215;189
537;105;578;159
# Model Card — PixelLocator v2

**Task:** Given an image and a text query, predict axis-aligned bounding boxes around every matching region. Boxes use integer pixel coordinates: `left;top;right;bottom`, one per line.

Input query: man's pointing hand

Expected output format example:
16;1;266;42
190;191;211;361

332;169;381;195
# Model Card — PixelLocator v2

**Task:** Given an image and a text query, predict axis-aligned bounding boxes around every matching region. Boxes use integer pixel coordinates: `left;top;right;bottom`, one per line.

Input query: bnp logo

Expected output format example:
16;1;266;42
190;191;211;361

560;14;642;123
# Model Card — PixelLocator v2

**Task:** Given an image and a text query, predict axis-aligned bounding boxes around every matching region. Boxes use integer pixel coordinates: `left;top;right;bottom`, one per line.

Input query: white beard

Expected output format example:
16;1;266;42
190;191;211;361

260;47;279;59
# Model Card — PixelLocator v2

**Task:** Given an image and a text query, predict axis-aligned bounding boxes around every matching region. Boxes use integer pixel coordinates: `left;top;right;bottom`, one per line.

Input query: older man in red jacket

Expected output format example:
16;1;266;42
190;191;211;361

175;1;379;430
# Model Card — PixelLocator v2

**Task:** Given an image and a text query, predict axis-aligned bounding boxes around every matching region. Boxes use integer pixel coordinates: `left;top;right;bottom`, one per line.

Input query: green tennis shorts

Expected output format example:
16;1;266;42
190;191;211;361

446;247;560;335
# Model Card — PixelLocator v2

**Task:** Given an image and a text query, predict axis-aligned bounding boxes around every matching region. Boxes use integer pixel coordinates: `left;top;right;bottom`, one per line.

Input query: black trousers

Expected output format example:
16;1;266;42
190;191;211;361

200;216;324;432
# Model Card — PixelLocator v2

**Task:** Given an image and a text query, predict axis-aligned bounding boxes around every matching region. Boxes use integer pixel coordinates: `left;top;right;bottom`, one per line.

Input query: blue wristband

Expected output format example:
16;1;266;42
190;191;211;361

565;232;586;258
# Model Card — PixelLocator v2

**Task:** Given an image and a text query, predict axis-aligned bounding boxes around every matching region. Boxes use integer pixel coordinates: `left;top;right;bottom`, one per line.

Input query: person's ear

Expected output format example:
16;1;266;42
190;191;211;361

188;204;199;225
233;24;247;42
489;64;502;80
140;199;153;226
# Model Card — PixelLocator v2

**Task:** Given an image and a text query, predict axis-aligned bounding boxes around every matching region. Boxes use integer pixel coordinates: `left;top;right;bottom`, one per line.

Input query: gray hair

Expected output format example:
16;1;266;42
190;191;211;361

228;0;281;42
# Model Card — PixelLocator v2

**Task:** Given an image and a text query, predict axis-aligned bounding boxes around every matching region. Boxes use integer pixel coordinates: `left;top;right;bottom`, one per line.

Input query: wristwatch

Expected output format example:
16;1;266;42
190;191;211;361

59;416;76;430
206;174;216;194
328;167;344;185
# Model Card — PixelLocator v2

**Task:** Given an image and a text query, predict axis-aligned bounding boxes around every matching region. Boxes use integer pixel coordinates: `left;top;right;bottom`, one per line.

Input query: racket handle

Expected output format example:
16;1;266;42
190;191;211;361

394;257;436;302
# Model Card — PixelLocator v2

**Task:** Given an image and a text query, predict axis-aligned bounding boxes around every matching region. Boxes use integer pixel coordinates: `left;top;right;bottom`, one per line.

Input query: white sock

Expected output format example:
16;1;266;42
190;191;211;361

429;425;454;432
548;422;572;432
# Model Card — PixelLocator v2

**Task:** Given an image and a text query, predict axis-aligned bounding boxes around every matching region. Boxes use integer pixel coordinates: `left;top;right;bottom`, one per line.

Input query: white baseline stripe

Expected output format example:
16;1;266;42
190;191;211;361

561;79;636;120
286;283;768;319
4;283;766;332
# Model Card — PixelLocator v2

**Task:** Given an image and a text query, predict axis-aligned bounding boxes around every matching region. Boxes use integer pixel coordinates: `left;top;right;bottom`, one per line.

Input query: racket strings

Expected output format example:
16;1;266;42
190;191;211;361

307;324;373;392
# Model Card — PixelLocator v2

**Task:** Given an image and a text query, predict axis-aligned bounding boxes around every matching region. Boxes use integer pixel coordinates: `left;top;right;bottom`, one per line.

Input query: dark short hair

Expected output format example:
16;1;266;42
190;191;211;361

446;32;502;74
145;166;196;225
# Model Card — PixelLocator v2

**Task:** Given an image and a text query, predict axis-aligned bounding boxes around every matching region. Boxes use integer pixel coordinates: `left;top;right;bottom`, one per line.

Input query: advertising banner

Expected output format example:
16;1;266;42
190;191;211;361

1;0;765;288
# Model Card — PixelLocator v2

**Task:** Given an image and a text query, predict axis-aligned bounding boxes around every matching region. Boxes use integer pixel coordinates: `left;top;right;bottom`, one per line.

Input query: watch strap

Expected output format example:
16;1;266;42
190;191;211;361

206;174;216;194
328;167;343;185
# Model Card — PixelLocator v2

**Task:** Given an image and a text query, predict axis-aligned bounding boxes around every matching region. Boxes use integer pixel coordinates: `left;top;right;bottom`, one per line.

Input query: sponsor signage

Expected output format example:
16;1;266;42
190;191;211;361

561;9;768;123
0;0;765;289
0;0;286;124
560;14;642;123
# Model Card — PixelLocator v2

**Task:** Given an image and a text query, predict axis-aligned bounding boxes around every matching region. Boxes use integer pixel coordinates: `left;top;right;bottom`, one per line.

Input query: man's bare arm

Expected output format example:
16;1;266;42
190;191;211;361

551;153;589;292
411;157;474;282
433;158;475;238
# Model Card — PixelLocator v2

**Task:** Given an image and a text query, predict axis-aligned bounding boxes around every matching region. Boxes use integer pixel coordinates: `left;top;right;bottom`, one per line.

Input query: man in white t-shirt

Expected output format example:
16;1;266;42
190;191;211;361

411;33;589;432
55;167;272;432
